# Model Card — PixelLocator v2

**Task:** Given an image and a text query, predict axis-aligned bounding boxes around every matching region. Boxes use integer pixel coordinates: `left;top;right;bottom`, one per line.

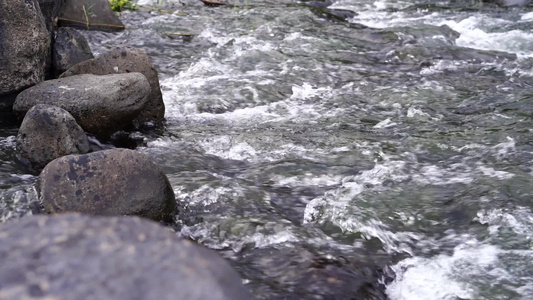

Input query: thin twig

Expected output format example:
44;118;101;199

82;5;90;29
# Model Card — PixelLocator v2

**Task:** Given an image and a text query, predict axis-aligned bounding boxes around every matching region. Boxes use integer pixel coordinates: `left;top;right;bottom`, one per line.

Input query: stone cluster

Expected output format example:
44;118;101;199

0;1;251;299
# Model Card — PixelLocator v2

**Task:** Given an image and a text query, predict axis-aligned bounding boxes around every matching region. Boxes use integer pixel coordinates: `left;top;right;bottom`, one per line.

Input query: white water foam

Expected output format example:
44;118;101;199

476;206;533;240
440;16;533;58
387;241;499;300
342;1;533;58
303;159;420;253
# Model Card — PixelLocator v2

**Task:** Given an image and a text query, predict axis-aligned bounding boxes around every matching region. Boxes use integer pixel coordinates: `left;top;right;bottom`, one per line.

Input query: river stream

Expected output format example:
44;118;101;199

1;0;533;299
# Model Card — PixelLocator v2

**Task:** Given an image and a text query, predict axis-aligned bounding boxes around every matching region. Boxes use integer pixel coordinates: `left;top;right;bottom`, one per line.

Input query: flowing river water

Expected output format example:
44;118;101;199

2;0;533;299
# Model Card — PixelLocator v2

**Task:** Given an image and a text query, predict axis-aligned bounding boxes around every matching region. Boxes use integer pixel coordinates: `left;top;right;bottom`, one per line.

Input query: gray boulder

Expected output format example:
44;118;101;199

0;0;50;96
52;27;94;78
61;47;165;126
38;149;176;222
16;104;90;171
0;214;252;300
13;73;151;138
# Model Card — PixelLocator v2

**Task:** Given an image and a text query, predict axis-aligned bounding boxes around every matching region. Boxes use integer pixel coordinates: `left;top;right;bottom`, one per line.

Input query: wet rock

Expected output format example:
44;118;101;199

16;104;90;171
482;0;530;6
308;6;357;22
0;214;252;300
0;0;50;96
52;27;94;78
238;246;390;300
13;73;151;138
303;0;334;8
61;47;165;126
38;149;176;222
37;0;64;32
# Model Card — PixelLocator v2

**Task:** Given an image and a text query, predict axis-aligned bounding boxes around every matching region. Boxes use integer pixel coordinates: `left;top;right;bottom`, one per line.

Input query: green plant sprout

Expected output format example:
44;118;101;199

108;0;138;12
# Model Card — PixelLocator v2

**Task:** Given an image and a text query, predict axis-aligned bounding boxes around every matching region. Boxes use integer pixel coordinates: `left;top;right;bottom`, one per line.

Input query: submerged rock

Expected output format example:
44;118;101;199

0;214;252;300
52;27;94;78
16;104;90;171
61;47;165;126
238;246;391;300
38;149;176;222
0;0;50;96
13;73;151;138
482;0;531;6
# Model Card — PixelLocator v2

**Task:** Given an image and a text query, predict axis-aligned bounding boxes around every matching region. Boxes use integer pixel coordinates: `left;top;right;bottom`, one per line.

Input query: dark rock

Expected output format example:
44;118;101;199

326;9;357;20
482;0;530;6
16;104;90;171
308;6;357;22
38;149;176;222
303;0;334;8
0;93;17;113
238;246;390;299
61;47;165;126
13;73;151;138
52;27;94;78
0;111;17;127
0;0;50;96
37;0;64;32
0;214;252;300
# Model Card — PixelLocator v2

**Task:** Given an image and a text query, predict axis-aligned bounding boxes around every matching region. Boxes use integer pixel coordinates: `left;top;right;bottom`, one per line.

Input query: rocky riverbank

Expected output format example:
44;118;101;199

0;1;252;298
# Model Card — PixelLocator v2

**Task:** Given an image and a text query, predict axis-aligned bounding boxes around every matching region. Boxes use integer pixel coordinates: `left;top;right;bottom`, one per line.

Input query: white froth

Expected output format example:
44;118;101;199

290;83;331;100
476;207;533;238
387;242;500;300
199;136;258;161
374;118;397;129
413;165;474;185
522;12;533;21
303;160;418;253
492;137;516;160
440;16;533;58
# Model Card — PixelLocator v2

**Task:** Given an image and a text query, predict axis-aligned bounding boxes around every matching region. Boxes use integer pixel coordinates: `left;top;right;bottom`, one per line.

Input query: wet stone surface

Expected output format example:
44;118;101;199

0;214;252;300
16;104;90;171
13;73;150;138
60;47;165;126
39;149;176;222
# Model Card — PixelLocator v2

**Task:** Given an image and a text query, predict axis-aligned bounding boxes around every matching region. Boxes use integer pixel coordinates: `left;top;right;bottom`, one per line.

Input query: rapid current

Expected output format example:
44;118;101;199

2;0;533;299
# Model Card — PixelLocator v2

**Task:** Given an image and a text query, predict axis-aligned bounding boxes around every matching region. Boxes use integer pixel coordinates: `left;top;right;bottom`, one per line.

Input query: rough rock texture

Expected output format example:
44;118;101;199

51;27;94;78
13;73;151;137
61;47;165;126
16;104;90;171
0;0;50;96
38;149;176;222
240;246;391;299
37;0;64;32
0;214;252;300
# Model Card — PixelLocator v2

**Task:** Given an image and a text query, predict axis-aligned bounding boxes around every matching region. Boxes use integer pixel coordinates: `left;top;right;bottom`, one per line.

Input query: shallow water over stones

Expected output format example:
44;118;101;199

2;0;533;299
